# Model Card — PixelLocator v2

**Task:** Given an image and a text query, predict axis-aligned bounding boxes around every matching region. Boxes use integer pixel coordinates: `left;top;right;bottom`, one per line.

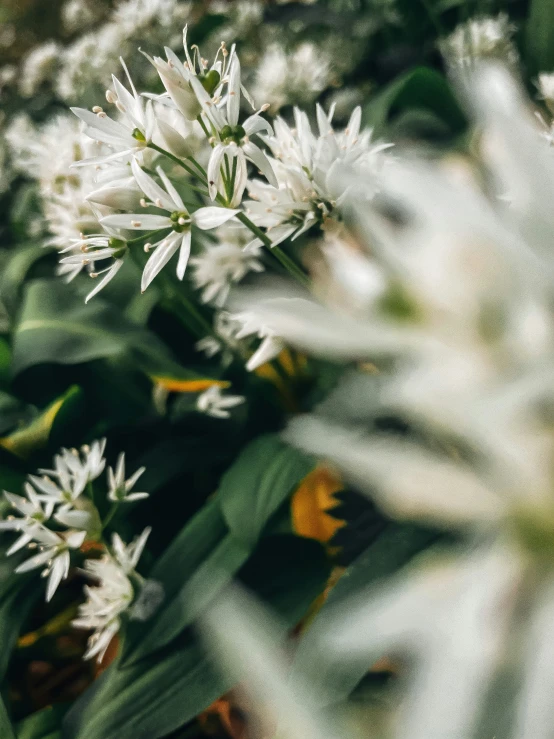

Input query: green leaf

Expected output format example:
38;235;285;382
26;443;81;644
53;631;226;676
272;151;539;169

0;244;46;317
363;67;466;139
63;537;329;739
12;279;223;385
0;692;15;739
16;705;66;739
526;0;554;74
0;386;81;459
219;434;316;547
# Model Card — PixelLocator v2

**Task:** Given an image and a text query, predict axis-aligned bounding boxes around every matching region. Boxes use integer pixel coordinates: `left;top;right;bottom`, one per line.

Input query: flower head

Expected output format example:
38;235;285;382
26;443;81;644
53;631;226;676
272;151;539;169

101;160;239;290
107;453;148;503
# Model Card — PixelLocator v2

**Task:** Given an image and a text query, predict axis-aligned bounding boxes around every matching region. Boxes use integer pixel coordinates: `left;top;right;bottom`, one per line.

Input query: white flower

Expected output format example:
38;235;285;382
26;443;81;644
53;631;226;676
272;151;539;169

190;50;277;206
0;485;55;555
232;311;284;371
107;453;148;503
196;385;245;419
71;60;154;167
441;14;518;68
19;41;60;97
195;311;244;367
101;160;239;290
58;232;127;303
73;527;151;660
252;42;332;115
73;555;134;661
190;229;264;305
15;526;87;602
246;104;391;240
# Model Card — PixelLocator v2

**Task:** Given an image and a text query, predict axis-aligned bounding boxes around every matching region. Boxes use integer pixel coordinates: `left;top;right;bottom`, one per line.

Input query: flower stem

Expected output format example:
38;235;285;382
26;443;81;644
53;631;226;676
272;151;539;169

102;502;118;532
148;143;208;184
236;213;310;287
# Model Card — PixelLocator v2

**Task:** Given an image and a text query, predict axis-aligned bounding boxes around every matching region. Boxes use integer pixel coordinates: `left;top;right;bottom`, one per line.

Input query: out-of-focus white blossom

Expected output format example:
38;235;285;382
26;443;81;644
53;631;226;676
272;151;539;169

190;226;264;305
253;42;333;115
196;385;245;418
73;528;151;661
441;14;518;68
19;41;60;97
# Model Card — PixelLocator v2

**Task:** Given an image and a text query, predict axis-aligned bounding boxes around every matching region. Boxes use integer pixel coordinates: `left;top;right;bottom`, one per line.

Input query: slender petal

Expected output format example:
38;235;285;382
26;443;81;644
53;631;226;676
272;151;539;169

193;207;240;230
141;233;181;291
176;230;192;280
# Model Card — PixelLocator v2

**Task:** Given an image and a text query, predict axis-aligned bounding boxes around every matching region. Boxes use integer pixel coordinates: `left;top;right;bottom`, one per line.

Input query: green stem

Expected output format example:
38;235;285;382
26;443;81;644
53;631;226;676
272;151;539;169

126;228;171;246
236;213;310;287
196;114;210;139
102;502;118;531
87;481;94;507
188;155;207;179
148;142;207;183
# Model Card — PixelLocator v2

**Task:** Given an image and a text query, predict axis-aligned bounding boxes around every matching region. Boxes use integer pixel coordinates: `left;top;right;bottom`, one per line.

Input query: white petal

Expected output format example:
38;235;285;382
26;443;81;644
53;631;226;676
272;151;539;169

131;159;175;212
46;552;70;602
101;214;172;231
156;166;186;211
243;114;273;137
176;230;192;280
141;233;181;291
246;336;283;371
227;57;241;127
243;142;278;188
207;144;226;201
193;207;240;230
85;260;124;303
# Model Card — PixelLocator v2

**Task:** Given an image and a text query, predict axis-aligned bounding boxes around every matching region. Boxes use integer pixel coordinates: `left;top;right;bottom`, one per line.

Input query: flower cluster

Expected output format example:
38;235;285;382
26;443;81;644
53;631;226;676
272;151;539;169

236;66;554;736
0;440;150;661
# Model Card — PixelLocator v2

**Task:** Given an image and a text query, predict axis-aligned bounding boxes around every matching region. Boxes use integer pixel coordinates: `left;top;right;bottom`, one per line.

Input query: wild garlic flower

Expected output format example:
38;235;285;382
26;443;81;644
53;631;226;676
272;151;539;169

245;105;392;242
73;528;151;661
202;53;277;206
15;527;87;602
19;41;60;98
231;311;285;371
0;485;56;554
190;226;264;306
101;160;239;290
252;42;333;115
196;385;245;418
441;14;518;69
107;453;148;503
195;311;245;367
0;439;151;608
71;60;154;167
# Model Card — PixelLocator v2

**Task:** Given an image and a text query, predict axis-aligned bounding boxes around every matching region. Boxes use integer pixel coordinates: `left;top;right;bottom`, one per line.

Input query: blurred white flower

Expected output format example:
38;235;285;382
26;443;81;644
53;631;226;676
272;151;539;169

73;528;150;661
441;14;518;68
190;227;264;305
253;42;333;114
15;526;87;602
196;385;245;418
19;41;60;97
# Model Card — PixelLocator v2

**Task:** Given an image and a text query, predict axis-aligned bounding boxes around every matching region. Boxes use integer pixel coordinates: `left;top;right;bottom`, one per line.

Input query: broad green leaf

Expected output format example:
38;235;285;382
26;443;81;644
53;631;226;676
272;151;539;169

219;434;316;547
526;0;554;74
121;499;228;662
363;67;466;138
123;534;250;664
63;537;329;739
0;386;81;459
0;692;15;739
12;279;225;386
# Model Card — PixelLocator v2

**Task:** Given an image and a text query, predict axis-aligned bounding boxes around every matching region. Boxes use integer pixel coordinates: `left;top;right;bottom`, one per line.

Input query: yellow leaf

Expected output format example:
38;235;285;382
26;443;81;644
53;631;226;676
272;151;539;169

291;465;346;543
151;376;230;393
